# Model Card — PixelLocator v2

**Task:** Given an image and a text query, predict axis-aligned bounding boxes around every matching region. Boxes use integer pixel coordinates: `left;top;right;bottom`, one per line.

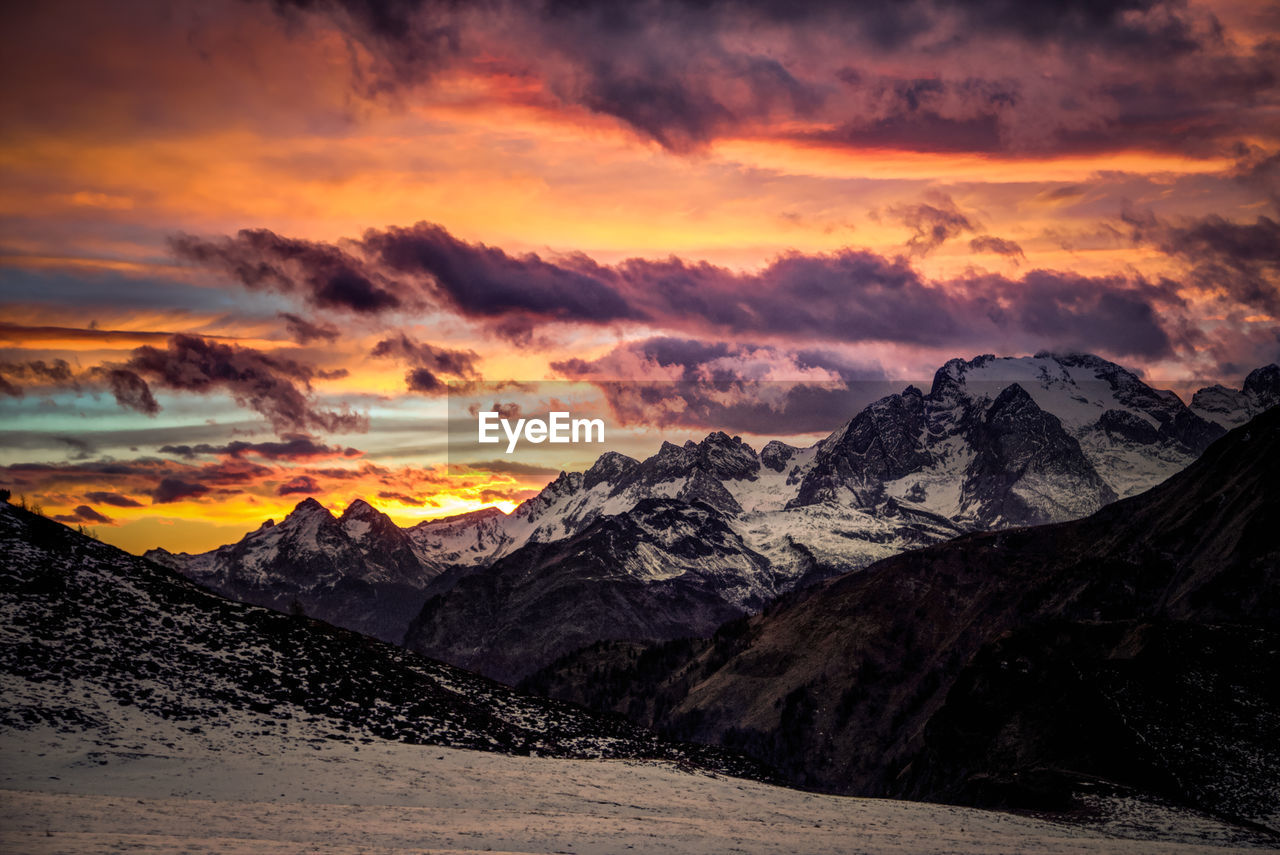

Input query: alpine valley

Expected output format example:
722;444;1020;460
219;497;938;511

147;353;1280;684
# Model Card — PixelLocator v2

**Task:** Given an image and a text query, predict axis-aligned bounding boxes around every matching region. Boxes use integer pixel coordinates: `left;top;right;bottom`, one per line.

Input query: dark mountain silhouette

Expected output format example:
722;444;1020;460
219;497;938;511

524;406;1280;833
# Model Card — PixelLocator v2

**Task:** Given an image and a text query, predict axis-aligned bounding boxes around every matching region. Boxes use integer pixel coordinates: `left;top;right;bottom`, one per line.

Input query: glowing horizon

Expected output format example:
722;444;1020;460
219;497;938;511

2;0;1277;552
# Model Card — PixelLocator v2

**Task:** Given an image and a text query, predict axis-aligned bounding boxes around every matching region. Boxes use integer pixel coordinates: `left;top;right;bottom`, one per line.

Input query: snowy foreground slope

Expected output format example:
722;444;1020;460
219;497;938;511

3;715;1275;854
2;503;1275;852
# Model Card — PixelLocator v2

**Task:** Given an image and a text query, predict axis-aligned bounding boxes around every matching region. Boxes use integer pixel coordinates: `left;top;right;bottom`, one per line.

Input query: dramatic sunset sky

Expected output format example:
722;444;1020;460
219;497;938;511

2;0;1278;553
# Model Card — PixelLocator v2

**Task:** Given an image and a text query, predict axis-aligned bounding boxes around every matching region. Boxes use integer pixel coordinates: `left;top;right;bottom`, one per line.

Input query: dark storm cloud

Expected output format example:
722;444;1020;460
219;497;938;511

291;0;1209;56
54;435;95;460
370;333;479;375
53;504;114;525
279;312;340;344
612;250;1180;357
933;0;1201;54
1233;149;1280;212
103;368;160;416
399;367;441;393
270;0;466;90
251;0;1272;157
889;193;977;256
1125;211;1280;314
83;491;145;508
151;477;212;503
181;221;1188;358
377;490;436;506
573;51;822;153
0;358;79;396
370;331;481;395
4;457;273;507
158;435;361;460
4;0;1271;168
969;235;1025;259
982;270;1180;359
118;333;367;434
277;474;320;496
170;230;408;314
363;223;638;324
815;111;1004;155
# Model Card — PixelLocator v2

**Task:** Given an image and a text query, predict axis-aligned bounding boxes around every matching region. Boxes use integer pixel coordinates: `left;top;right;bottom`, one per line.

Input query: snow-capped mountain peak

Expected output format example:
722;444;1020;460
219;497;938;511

339;497;400;543
1192;363;1280;428
284;495;333;521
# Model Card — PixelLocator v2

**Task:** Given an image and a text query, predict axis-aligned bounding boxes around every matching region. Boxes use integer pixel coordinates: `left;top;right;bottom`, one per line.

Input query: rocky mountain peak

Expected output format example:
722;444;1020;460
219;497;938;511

643;441;695;480
928;361;968;400
339;498;403;545
985;381;1040;420
340;498;381;520
693;431;759;481
1243;364;1280;403
1192;364;1280;429
962;381;1116;527
760;440;798;473
521;470;582;508
276;497;336;534
583;451;640;490
934;353;997;386
287;496;332;519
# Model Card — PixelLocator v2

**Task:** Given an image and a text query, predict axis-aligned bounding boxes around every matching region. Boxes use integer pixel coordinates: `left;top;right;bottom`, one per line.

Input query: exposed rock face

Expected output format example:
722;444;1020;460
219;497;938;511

760;440;799;473
404;498;775;685
793;385;933;507
960;384;1117;528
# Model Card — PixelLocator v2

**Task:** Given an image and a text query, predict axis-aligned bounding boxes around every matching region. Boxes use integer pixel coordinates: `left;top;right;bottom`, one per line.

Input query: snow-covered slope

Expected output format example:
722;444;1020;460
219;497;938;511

399;354;1236;682
403;498;786;684
444;352;1228;565
5;718;1272;854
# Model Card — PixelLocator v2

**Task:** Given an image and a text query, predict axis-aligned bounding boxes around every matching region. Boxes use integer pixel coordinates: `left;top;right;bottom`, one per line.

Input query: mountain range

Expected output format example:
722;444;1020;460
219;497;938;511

524;404;1280;833
148;353;1280;682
